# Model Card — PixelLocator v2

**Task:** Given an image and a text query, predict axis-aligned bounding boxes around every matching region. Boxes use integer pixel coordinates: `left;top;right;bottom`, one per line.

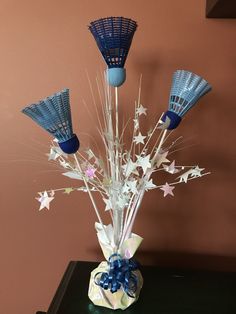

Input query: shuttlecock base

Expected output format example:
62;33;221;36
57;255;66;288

107;68;126;87
58;134;80;154
162;110;182;130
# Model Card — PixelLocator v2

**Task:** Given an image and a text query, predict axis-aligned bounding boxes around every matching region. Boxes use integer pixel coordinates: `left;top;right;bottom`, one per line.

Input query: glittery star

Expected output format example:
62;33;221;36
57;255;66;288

47;147;60;161
63;187;74;194
177;167;203;183
155;152;170;168
160;183;175;197
190;166;204;178
85;167;96;179
122;159;138;177
118;195;130;209
122;184;130;194
163;160;179;174
144;179;157;191
127;180;138;194
134;132;146;145
136;155;152;173
36;191;54;211
136;105;147;116
103;198;112;211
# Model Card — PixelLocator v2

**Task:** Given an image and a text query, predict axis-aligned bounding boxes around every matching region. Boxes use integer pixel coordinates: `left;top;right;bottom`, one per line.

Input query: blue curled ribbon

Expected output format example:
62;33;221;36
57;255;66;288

95;253;139;297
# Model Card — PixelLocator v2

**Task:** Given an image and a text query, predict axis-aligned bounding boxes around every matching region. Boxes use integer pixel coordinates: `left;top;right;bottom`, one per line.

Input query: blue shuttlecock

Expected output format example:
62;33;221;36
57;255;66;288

22;89;80;154
89;17;137;87
162;70;212;130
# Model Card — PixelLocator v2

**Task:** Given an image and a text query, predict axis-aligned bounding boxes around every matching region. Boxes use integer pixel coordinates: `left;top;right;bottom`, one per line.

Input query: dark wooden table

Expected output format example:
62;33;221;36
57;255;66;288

36;261;236;314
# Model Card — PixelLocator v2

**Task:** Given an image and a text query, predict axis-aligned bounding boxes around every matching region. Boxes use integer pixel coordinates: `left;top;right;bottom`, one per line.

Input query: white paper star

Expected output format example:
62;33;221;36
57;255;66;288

122;184;130;194
117;195;130;209
36;191;54;210
154;152;170;168
103;198;112;211
134;132;146;145
177;166;204;183
127;180;138;194
136;105;147;116
190;166;204;178
163;160;179;174
47;147;60;161
136;155;152;173
122;159;138;177
160;183;175;197
144;179;157;191
177;169;193;183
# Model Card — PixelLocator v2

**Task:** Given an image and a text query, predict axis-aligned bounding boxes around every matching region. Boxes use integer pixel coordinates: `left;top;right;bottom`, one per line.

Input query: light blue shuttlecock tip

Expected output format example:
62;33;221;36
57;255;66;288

107;68;126;87
162;110;182;130
58;134;80;154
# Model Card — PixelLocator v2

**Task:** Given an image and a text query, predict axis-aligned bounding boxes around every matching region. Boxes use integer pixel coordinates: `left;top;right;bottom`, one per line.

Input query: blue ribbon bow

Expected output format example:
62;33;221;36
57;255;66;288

95;253;139;297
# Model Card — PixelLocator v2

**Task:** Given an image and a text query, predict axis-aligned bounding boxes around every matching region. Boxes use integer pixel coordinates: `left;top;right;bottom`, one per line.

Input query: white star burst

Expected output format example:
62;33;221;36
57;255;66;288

36;191;54;211
136;104;147;116
134;132;146;145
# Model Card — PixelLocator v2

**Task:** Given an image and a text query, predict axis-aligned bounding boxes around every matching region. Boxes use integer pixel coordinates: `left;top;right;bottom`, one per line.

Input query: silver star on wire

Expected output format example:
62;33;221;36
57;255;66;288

122;184;130;194
103;198;112;211
134;132;146;145
160;183;175;197
154;152;170;168
47;147;60;161
136;105;147;116
36;191;54;211
144;179;157;191
136;155;152;173
122;159;138;177
127;180;138;194
163;160;179;174
190;166;204;178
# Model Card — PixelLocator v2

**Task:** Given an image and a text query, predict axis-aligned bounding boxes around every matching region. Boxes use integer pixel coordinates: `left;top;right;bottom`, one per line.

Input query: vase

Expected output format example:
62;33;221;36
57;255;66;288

88;223;143;310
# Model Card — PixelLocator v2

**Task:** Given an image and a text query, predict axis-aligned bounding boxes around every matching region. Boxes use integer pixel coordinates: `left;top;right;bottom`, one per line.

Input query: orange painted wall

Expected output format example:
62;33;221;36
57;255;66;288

0;0;235;313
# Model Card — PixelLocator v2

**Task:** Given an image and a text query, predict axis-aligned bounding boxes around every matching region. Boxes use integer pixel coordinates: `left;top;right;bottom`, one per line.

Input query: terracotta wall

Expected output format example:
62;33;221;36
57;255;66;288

0;0;235;313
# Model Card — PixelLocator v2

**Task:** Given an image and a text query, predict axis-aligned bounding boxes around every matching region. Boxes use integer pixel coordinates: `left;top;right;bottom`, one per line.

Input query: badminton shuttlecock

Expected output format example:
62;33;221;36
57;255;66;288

22;89;80;154
162;70;212;130
89;16;137;87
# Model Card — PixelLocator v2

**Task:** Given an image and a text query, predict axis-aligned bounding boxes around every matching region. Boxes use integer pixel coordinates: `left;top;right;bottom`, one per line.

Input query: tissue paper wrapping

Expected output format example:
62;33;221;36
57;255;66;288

88;261;143;310
88;226;143;310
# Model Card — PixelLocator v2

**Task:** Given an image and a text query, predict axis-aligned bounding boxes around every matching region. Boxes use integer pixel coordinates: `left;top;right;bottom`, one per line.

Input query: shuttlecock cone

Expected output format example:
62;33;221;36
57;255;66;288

89;17;137;87
162;70;212;129
22;89;80;154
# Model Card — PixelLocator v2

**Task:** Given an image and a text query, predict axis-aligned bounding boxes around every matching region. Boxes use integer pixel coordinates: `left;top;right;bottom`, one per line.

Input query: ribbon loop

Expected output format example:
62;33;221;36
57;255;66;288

95;253;139;297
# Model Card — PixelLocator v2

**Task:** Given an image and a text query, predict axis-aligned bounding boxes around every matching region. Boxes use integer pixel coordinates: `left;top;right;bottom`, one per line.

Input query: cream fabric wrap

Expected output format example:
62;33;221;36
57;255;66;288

88;223;143;310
